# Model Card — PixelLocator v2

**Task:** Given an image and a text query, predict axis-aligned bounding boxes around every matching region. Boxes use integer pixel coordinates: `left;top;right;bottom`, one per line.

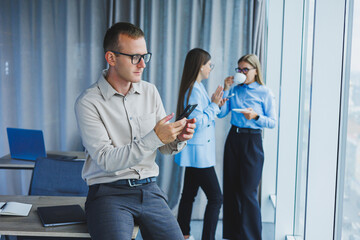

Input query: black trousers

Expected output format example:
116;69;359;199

177;166;223;240
223;126;264;240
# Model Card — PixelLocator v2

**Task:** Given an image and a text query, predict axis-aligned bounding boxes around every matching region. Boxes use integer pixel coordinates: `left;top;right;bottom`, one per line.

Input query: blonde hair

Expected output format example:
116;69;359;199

238;54;264;85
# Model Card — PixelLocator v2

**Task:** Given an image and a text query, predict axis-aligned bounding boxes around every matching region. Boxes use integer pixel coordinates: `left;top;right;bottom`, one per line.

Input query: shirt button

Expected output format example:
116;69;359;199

207;124;210;127
129;117;132;120
134;137;137;140
124;98;127;101
208;139;210;142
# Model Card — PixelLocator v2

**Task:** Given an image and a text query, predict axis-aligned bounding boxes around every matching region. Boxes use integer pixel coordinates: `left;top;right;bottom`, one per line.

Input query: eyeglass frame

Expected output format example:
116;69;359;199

235;67;255;74
109;50;152;65
209;63;215;70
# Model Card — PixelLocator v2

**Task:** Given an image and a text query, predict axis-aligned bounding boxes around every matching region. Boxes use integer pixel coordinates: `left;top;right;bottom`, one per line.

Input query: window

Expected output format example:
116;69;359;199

294;0;315;236
336;0;360;238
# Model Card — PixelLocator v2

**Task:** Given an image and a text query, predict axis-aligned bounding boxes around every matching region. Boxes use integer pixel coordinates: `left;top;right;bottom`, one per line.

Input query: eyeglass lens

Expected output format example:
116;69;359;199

132;54;151;65
235;68;251;73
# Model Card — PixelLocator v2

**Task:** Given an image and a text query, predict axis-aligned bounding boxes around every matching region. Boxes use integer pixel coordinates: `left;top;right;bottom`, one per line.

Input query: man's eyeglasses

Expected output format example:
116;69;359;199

110;51;152;65
210;64;215;70
235;67;255;74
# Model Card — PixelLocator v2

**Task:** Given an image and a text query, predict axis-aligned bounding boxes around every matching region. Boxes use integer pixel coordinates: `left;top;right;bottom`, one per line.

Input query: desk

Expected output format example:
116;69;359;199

0;195;139;239
0;151;86;170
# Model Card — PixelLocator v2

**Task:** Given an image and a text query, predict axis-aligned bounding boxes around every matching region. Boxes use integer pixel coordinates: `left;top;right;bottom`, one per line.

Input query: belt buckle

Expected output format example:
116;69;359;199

128;179;142;187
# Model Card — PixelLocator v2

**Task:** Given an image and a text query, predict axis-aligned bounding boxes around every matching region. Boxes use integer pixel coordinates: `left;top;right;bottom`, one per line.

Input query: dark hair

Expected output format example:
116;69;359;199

176;48;211;118
103;22;144;53
238;54;264;85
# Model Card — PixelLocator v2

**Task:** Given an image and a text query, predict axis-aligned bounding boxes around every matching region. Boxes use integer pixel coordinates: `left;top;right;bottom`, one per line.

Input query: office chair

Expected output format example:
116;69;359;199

28;157;88;196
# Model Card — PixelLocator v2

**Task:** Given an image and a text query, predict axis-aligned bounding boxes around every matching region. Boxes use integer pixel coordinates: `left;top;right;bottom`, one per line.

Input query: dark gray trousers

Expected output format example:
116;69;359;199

85;182;184;240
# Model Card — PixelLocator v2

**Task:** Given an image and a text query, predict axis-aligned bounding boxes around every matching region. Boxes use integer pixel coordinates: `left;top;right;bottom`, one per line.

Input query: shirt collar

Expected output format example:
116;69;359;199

98;69;142;100
241;81;261;89
131;82;141;95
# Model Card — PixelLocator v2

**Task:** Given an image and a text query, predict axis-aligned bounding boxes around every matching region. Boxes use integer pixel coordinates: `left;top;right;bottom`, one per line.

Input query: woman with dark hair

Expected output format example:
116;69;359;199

218;54;276;240
175;48;226;240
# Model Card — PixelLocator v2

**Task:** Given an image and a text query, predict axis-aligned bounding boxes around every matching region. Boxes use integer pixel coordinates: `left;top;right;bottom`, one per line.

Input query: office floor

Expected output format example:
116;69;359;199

135;220;275;240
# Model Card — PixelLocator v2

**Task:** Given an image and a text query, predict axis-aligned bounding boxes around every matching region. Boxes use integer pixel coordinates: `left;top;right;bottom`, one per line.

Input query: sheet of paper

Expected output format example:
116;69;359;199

0;201;32;216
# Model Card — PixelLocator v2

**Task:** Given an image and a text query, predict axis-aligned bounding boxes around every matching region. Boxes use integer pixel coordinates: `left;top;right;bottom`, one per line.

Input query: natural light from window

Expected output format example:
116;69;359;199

340;0;360;238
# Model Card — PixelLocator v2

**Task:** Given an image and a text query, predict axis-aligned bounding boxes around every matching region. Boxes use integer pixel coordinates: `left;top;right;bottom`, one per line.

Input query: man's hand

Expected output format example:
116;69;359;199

154;113;187;144
177;118;196;142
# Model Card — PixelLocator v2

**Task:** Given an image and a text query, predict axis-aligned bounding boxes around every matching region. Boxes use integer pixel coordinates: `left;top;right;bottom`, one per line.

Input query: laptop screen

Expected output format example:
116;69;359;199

7;128;47;161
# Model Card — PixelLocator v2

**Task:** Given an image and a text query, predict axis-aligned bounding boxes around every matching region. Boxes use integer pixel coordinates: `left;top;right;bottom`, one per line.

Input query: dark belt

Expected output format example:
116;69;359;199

231;125;262;134
106;177;157;187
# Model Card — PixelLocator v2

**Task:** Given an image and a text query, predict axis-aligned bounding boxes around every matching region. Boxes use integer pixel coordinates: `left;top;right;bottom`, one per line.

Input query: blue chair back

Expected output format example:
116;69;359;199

29;157;88;196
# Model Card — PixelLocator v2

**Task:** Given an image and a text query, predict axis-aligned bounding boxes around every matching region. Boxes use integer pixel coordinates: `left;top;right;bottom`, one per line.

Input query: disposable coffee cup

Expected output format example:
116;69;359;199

233;72;246;85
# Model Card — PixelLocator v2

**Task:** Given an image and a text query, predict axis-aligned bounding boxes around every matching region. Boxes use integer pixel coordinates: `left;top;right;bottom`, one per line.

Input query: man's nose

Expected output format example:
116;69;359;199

137;57;146;68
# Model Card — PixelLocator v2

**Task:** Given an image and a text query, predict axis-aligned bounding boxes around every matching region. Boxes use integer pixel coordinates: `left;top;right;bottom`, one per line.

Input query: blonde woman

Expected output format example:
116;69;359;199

218;54;276;239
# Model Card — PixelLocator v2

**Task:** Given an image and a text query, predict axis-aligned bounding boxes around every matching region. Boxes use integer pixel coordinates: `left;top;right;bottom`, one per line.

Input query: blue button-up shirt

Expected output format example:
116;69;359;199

218;81;276;129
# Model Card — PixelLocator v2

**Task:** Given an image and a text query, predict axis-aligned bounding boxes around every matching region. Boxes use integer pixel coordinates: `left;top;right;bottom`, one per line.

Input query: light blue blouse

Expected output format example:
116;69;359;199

175;82;220;168
218;81;276;129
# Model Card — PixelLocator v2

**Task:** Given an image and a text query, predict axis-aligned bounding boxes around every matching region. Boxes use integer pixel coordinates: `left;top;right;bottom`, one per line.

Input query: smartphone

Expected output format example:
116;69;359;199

176;104;198;121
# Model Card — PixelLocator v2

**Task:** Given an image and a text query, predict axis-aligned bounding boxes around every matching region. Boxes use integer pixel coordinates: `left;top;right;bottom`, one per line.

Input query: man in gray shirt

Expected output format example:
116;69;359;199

75;22;196;239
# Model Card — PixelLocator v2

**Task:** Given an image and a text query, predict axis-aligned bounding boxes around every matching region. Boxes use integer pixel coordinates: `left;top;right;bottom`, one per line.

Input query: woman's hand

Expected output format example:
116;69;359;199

242;108;259;120
224;76;234;91
211;85;224;106
218;98;228;107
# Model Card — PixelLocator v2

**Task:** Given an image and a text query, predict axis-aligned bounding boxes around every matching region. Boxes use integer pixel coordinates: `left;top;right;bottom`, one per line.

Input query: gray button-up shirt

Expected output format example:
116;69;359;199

75;70;186;185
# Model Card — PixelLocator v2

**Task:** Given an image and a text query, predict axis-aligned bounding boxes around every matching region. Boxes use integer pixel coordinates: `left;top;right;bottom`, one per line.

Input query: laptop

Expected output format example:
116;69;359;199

6;128;77;161
37;204;86;227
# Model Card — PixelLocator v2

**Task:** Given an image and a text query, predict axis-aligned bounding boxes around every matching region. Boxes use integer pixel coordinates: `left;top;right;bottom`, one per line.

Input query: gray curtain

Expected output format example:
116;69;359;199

0;0;265;219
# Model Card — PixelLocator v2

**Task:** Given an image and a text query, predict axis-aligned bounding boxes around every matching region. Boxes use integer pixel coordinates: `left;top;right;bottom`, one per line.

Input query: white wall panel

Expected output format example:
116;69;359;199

273;0;304;239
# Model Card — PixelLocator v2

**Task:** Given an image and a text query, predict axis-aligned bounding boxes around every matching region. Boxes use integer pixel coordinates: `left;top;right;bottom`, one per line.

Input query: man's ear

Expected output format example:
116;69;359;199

105;51;116;66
